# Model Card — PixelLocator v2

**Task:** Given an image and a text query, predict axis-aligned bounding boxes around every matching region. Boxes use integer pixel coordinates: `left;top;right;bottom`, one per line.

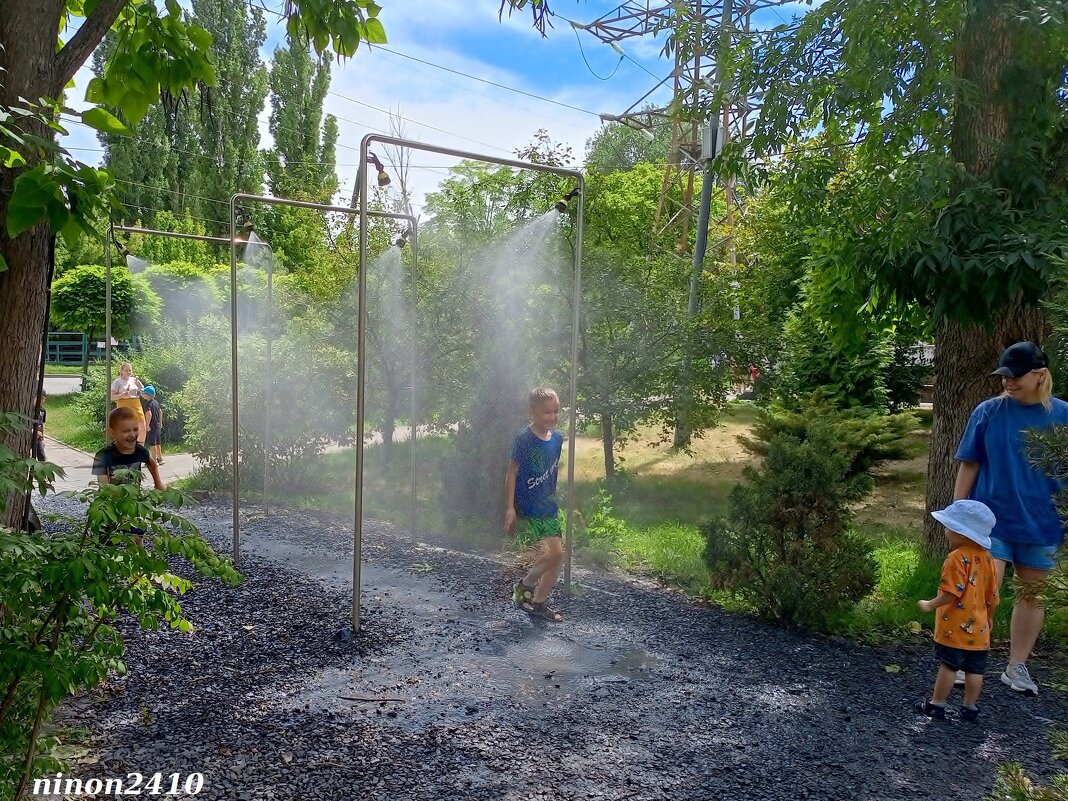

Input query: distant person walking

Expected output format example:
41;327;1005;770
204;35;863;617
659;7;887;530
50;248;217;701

110;361;147;445
505;386;565;623
141;386;164;465
953;341;1068;696
33;391;47;462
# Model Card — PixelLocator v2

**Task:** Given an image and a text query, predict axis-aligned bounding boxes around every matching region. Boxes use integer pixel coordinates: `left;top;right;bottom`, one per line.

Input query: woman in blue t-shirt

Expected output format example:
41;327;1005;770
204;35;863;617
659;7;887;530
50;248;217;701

953;341;1068;697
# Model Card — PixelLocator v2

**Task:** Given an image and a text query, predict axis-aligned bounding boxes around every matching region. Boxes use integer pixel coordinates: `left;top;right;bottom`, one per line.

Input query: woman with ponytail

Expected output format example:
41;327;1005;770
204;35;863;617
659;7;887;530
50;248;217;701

953;341;1068;696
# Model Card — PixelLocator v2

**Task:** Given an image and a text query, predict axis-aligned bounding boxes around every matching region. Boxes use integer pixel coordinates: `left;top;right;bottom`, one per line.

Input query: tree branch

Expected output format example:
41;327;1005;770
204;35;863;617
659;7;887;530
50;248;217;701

55;0;129;90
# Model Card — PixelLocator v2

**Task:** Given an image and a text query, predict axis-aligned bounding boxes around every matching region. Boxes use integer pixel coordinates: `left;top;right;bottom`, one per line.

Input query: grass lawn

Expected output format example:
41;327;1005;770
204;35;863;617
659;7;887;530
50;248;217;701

193;402;1067;646
44;364;91;375
44;392;188;456
44;393;105;453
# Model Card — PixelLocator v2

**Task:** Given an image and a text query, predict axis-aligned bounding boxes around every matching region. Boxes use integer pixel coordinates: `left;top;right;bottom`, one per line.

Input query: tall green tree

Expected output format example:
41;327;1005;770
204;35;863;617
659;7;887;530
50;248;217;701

93;0;268;228
264;37;338;203
717;0;1068;552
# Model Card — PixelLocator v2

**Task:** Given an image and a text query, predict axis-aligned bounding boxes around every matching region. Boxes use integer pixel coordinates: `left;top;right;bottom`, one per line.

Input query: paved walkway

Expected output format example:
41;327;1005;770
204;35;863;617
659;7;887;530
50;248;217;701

41;436;201;492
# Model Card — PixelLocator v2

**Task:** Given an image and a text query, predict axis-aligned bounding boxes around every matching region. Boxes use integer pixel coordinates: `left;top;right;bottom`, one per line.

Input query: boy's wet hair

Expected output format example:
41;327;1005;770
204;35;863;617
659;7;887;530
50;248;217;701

108;406;138;428
528;386;559;408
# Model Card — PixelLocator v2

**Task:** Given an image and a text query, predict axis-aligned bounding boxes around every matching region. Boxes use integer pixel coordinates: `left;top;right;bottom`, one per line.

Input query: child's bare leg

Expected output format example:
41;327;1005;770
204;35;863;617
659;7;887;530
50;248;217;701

930;664;957;704
531;537;564;603
962;672;983;707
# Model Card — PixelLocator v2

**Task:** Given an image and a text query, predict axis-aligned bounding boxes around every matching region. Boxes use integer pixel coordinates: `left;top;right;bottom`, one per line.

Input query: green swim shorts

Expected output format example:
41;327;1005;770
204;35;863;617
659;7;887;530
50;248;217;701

514;515;563;547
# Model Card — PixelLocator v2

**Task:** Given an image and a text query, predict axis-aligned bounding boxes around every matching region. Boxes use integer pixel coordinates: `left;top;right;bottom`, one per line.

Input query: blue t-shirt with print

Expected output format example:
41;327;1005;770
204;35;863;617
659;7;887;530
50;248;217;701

955;395;1068;546
511;426;563;519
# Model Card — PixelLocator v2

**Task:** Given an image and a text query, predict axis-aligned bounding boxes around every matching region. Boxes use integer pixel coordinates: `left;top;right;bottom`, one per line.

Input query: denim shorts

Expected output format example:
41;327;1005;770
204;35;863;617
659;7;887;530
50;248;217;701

934;643;988;675
989;537;1059;571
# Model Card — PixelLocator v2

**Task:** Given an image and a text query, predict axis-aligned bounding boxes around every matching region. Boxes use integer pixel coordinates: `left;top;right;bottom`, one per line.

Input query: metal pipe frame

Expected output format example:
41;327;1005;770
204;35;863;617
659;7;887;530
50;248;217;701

230;194;417;573
105;223;233;451
357;135;585;633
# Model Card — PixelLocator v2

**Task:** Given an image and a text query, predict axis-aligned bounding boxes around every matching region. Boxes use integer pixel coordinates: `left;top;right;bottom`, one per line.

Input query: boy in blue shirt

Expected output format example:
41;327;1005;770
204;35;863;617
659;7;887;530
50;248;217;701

505;387;565;622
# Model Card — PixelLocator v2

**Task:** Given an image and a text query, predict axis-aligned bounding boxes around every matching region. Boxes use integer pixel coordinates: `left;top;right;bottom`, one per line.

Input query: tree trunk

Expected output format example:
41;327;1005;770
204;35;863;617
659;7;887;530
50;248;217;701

600;412;615;481
922;0;1043;555
0;2;65;530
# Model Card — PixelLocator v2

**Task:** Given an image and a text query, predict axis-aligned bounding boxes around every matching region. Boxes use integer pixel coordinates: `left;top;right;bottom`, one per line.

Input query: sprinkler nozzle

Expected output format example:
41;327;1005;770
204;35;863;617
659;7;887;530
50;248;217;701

555;187;581;212
395;234;407;248
368;152;391;188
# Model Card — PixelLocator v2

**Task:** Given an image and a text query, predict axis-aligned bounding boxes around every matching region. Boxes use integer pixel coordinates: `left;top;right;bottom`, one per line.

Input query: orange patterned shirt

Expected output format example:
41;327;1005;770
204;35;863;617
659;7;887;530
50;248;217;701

934;544;999;650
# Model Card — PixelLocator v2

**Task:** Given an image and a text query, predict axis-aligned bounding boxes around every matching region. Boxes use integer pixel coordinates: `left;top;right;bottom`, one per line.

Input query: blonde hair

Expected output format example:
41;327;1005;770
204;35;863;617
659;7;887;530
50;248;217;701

528;386;559;408
120;361;133;371
1002;368;1054;411
1037;368;1054;411
108;406;138;428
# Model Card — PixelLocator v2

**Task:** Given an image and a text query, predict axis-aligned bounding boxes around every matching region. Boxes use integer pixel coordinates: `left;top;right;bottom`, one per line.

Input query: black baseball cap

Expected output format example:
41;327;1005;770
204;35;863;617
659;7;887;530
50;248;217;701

991;341;1049;378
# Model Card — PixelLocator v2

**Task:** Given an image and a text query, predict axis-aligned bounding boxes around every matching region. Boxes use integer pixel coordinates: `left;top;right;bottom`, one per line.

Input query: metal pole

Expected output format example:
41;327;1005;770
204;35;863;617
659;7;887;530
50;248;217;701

264;259;273;518
230;199;241;565
359;135;584;599
408;227;419;544
105;224;113;439
355;175;369;634
563;175;585;595
226;194;415;632
676;0;733;448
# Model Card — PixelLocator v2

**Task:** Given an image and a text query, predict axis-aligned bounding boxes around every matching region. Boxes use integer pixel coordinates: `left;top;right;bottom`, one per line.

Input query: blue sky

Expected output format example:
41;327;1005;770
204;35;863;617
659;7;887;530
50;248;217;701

62;0;811;211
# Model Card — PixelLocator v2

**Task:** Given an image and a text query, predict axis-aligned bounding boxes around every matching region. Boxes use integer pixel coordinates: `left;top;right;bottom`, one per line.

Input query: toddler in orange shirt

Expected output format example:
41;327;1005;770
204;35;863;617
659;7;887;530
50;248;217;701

916;499;999;723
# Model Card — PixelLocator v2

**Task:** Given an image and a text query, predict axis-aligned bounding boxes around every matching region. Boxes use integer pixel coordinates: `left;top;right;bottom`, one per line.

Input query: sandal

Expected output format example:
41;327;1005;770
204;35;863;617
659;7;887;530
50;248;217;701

527;601;563;623
512;581;536;607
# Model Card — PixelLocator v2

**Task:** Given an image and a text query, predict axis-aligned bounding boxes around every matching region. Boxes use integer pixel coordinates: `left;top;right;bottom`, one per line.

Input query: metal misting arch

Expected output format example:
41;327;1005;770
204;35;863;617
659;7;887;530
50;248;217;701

355;135;585;633
228;195;418;583
104;202;419;574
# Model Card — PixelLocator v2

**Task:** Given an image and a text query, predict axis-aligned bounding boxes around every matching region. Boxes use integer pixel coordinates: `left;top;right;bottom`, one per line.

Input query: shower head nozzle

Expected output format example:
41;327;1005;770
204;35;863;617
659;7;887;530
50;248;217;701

555;187;581;212
368;152;392;188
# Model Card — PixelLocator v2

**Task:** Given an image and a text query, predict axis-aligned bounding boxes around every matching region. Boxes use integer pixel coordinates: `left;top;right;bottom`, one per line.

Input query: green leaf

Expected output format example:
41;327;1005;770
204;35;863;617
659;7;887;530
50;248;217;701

6;167;55;237
187;25;212;51
81;107;132;136
363;18;387;44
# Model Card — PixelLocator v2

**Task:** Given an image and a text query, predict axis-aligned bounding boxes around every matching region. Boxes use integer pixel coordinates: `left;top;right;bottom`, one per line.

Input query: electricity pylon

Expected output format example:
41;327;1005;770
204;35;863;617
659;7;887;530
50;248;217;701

575;0;789;254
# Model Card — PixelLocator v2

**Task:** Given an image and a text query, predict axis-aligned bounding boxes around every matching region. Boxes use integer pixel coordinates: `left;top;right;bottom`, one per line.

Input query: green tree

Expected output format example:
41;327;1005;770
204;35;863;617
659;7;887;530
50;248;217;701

584;117;671;175
716;0;1068;552
50;264;162;372
0;0;578;530
264;36;338;203
580;161;732;478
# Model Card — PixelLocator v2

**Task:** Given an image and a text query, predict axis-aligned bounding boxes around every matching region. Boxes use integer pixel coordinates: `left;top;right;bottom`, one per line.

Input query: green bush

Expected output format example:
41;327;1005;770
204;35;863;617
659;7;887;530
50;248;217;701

0;412;240;799
702;425;877;630
178;326;354;488
741;392;920;479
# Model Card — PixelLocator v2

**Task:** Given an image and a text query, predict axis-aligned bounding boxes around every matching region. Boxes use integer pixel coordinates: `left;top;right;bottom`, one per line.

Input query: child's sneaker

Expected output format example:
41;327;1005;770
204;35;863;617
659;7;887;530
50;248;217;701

915;700;947;720
960;705;980;723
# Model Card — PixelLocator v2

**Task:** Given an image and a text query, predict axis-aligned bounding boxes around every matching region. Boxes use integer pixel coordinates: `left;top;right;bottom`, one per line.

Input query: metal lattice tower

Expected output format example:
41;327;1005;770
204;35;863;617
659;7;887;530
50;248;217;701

576;0;791;254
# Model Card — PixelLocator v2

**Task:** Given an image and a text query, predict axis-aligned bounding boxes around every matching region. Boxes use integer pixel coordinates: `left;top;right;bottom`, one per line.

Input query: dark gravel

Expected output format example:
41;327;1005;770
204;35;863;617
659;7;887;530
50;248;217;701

38;495;1068;801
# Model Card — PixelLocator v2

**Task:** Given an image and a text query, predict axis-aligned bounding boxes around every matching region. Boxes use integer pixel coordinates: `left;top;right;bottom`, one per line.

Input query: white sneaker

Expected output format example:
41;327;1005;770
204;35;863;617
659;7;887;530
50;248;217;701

1001;662;1039;696
954;670;966;687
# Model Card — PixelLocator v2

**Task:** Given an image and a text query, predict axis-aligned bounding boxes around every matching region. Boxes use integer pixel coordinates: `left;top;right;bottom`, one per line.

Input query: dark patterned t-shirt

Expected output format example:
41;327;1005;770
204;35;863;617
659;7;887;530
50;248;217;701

91;444;151;485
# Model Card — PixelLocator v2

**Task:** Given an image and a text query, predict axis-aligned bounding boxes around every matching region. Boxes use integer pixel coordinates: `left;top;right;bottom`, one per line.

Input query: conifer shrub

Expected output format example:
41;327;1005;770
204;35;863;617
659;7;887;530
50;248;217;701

702;425;878;629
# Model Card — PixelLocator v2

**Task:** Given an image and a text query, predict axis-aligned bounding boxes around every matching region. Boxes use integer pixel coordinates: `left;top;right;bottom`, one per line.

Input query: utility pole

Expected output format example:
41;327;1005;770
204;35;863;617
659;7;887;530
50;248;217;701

576;0;787;445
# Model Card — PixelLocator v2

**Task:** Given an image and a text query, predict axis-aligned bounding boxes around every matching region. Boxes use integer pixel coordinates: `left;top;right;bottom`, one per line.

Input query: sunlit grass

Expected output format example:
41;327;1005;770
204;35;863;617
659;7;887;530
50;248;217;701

43;393;105;453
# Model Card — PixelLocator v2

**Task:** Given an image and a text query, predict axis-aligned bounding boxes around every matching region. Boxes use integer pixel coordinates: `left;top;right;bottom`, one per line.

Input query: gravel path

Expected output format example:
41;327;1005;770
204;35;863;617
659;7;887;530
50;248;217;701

39;496;1067;801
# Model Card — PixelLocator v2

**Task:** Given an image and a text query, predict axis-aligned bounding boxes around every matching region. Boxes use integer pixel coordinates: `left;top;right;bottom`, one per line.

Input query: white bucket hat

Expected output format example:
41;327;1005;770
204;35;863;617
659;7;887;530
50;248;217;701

930;499;996;549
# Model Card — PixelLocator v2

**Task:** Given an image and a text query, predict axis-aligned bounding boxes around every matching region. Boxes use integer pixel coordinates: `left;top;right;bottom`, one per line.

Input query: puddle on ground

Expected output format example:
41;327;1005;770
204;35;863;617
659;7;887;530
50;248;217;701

276;633;661;731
